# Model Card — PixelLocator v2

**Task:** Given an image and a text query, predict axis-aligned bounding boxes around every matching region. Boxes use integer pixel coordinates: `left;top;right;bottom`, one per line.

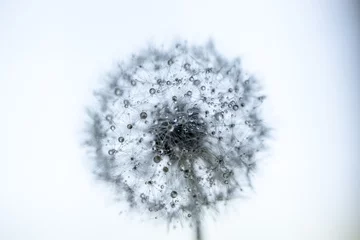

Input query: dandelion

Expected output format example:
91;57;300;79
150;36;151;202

85;40;270;239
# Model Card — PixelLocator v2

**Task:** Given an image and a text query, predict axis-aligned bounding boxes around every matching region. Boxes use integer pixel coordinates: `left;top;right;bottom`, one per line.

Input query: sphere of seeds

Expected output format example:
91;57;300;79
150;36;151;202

86;41;269;224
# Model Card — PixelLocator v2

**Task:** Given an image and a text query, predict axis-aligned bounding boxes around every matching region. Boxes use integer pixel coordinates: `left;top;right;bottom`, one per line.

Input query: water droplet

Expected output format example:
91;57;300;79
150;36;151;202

140;112;147;119
228;88;233;93
105;115;112;121
172;96;177;101
127;124;133;129
149;88;156;94
214;112;224;121
186;91;192;96
168;59;174;65
180;164;185;171
131;80;137;86
244;80;249;84
240;103;245;107
163;166;169;172
114;88;122;96
108;149;115;155
171;191;178;198
201;86;206;91
153;155;162;163
184;63;191;70
118;137;124;142
110;125;116;131
224;180;229;184
187;214;191;217
189;76;194;81
140;193;145;198
157;79;164;85
193;80;201;86
223;172;230;179
166;81;172;85
161;185;164;189
167;124;174;132
233;105;239;111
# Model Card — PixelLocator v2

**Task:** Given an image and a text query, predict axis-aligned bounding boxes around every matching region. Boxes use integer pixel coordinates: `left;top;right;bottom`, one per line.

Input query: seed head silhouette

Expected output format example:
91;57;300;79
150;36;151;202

85;40;270;240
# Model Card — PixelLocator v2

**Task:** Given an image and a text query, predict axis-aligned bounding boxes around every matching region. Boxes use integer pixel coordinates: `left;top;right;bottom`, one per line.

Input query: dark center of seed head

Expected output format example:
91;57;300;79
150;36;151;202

150;105;207;158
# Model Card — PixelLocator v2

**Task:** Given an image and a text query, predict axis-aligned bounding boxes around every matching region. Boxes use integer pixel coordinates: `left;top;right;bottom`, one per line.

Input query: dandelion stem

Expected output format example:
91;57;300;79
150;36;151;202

195;218;203;240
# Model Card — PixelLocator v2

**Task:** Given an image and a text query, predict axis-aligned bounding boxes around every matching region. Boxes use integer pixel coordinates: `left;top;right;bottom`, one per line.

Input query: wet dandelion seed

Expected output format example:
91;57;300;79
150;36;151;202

85;40;270;240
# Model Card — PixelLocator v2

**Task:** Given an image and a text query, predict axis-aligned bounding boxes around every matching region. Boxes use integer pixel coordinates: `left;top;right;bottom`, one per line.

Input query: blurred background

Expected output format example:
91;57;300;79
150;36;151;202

0;0;359;239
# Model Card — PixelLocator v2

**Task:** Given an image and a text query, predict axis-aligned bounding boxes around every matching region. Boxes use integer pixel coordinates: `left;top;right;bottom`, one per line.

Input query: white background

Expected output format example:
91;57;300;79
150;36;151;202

1;0;359;239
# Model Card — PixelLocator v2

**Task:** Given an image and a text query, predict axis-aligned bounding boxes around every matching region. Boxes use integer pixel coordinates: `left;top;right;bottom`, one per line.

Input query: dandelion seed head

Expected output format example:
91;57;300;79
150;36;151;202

85;40;270;226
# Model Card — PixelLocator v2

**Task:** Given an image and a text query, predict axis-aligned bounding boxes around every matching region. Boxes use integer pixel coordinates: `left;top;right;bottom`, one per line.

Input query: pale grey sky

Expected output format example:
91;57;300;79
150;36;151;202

0;0;359;239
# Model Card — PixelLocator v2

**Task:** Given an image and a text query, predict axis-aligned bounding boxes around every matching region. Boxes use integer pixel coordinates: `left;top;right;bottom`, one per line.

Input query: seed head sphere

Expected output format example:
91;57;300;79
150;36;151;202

85;41;270;227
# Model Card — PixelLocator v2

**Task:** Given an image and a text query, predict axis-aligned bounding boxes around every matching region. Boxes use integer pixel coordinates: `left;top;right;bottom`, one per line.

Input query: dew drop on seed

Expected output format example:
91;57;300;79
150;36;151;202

105;115;112;121
215;112;224;121
161;185;164;189
157;79;163;85
114;88;122;96
167;81;172;85
149;88;156;94
163;166;169;172
233;105;239;111
131;80;137;86
118;137;124;142
110;125;116;131
172;96;177;101
168;59;174;65
184;63;191;70
127;124;133;129
186;91;192;96
154;155;162;163
201;86;206;91
187;214;191;217
140;112;147;119
193;80;200;86
168;125;174;132
108;149;115;155
171;191;178;198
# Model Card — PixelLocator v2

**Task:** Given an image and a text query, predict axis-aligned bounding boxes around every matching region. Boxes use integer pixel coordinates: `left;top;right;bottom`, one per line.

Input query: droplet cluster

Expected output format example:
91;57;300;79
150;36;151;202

85;40;269;225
